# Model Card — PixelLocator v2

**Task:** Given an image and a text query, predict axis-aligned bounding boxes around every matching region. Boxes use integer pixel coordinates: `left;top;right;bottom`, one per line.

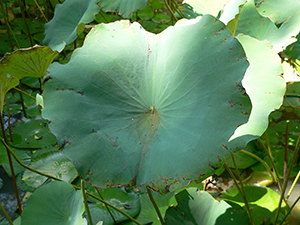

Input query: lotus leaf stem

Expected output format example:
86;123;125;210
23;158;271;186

17;0;33;46
273;131;300;224
0;119;23;214
147;186;165;225
224;161;255;225
162;0;177;22
171;0;185;18
286;170;300;200
33;0;48;22
5;95;13;142
284;122;290;184
0;0;14;51
81;179;93;225
284;94;300;109
98;10;109;23
257;137;283;193
279;195;300;225
231;153;255;225
14;87;36;101
240;150;276;184
0;202;14;225
94;186;117;224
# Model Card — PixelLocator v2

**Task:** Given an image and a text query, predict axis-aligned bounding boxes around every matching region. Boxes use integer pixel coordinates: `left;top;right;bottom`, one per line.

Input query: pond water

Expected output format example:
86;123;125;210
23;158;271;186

0;166;25;222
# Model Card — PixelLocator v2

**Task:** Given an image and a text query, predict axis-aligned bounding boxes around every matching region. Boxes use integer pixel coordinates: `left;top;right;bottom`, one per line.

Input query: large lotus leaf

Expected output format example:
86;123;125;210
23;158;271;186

255;0;300;25
230;35;285;141
43;0;100;51
21;181;84;225
164;188;250;224
43;17;251;190
0;45;58;79
96;0;147;18
23;151;78;188
88;187;140;225
183;0;230;17
236;0;300;52
0;75;19;115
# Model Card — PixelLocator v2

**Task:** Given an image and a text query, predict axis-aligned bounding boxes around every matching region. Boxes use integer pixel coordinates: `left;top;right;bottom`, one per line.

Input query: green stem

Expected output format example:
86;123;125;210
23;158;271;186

279;195;300;225
257;137;283;192
285;94;300;109
273;132;300;224
5;95;13;142
0;202;14;225
240;150;276;183
1;139;142;225
286;169;300;200
18;0;33;46
224;162;255;225
147;186;165;225
284;122;289;184
231;154;255;224
0;118;23;214
94;187;117;224
81;179;93;225
98;10;109;23
0;0;14;51
162;0;177;22
34;0;48;22
171;0;185;18
13;87;36;100
17;86;28;118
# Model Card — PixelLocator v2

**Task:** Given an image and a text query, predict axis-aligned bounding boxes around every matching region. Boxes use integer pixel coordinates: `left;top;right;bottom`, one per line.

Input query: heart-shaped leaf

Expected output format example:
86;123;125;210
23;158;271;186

43;17;251;190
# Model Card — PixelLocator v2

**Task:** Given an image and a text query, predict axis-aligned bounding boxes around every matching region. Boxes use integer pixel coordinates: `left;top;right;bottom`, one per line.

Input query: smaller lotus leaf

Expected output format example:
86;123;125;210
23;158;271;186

44;0;100;51
165;188;250;224
221;185;288;224
0;144;30;176
89;187;141;224
219;0;246;25
96;0;148;18
0;45;58;80
183;0;230;17
23;151;78;188
123;187;176;225
236;0;300;52
21;181;84;225
254;0;300;24
10;119;57;149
